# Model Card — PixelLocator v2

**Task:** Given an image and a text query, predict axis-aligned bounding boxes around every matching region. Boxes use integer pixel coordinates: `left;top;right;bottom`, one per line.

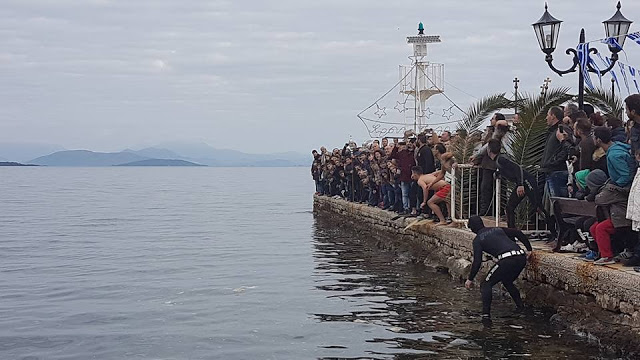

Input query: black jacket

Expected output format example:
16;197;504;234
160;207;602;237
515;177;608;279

495;155;533;186
416;145;435;175
540;122;563;173
631;122;640;155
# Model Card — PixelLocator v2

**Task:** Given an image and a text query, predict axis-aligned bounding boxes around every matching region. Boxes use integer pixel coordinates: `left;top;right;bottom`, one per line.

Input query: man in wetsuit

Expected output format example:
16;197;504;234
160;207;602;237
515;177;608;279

486;139;552;230
464;216;532;320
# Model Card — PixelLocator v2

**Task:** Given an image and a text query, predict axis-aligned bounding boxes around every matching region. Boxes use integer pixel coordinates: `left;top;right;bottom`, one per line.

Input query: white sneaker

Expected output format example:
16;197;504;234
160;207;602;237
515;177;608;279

573;241;588;253
614;249;634;262
560;243;580;252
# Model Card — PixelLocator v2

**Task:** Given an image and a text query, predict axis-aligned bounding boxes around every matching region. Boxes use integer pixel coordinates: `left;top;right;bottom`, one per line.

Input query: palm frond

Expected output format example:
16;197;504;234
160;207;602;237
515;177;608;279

507;87;572;170
584;87;623;118
451;93;511;163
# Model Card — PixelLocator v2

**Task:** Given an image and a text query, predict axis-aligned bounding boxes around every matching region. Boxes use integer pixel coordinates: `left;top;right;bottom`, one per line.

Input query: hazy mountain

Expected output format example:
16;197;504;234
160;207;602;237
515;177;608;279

116;159;205;167
0;142;65;162
124;147;182;160
19;141;309;167
153;141;309;167
30;150;149;166
0;162;38;166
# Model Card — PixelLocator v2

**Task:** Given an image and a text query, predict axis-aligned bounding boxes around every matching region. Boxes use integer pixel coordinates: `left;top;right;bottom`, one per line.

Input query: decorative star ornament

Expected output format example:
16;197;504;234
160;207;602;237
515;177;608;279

442;106;455;120
374;104;387;118
422;107;434;119
394;100;407;113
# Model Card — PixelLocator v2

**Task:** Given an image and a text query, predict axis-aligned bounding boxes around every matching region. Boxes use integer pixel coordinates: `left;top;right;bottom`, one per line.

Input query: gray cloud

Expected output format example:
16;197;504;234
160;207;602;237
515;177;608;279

1;0;640;153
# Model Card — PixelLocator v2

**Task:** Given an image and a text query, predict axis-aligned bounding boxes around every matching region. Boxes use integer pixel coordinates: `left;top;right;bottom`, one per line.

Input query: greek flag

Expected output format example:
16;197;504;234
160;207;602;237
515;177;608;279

576;42;595;90
602;37;623;52
619;62;631;93
630;66;640;93
588;54;603;87
628;32;640;46
599;54;620;92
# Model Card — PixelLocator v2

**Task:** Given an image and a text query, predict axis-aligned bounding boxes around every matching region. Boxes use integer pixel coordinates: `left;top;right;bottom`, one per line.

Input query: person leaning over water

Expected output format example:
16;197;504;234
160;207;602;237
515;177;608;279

465;216;532;320
486;139;552;231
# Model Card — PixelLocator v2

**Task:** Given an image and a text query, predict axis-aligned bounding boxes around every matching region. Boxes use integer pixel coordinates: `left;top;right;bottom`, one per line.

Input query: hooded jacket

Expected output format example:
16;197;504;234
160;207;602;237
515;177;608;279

595;182;631;228
611;127;627;143
607;142;636;188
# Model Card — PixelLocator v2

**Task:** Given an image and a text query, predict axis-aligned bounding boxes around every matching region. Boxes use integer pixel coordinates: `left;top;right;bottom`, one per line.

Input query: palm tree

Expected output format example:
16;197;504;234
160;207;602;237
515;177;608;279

508;87;573;170
506;87;573;227
584;87;624;119
450;93;511;164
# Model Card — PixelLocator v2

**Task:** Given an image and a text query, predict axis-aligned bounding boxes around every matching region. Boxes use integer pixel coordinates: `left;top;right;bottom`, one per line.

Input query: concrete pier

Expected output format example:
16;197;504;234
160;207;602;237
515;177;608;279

314;195;640;356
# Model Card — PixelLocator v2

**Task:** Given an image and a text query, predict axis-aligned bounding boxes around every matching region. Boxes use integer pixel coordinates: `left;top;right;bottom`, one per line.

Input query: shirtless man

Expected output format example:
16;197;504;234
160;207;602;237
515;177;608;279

410;165;448;219
423;152;456;225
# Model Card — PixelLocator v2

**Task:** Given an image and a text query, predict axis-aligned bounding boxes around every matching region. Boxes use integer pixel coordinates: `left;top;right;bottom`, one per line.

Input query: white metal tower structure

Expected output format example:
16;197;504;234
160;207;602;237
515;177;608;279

401;22;444;132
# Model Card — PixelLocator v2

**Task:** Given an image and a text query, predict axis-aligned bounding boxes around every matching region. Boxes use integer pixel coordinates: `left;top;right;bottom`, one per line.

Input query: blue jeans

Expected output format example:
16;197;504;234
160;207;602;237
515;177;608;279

382;183;395;209
400;181;411;211
546;171;569;198
393;185;403;212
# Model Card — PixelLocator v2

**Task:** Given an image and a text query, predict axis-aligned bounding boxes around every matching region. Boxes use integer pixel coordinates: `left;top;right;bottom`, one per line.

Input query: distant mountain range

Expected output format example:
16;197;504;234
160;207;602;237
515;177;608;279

116;159;204;167
0;161;38;166
8;142;309;167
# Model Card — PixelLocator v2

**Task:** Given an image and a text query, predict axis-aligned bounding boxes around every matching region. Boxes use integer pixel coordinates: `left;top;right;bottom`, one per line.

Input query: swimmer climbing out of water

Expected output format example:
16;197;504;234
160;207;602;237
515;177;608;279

464;216;532;320
410;165;447;220
421;152;456;225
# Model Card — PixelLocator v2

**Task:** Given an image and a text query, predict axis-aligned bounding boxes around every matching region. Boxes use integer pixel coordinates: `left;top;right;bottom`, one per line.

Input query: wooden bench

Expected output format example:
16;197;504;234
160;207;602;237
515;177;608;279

550;197;597;218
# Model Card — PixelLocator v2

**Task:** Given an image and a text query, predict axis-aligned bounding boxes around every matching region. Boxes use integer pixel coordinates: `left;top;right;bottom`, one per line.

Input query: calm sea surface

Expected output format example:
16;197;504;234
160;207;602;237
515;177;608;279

0;167;608;359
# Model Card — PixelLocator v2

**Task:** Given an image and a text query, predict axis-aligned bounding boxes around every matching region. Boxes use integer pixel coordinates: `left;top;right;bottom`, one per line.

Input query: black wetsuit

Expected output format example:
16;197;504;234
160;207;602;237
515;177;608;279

495;155;551;229
468;227;532;316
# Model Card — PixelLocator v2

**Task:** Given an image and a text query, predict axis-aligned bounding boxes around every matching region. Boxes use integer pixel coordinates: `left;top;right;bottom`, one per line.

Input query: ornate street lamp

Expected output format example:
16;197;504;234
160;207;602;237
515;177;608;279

532;2;632;109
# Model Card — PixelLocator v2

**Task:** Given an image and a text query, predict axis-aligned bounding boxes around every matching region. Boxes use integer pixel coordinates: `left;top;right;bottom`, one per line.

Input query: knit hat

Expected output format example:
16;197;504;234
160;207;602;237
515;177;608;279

586;169;608;193
575;169;590;189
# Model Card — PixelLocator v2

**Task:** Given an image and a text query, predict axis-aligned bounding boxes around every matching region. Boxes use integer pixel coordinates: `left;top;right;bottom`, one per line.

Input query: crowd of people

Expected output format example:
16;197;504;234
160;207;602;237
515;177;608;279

312;94;640;267
311;131;458;224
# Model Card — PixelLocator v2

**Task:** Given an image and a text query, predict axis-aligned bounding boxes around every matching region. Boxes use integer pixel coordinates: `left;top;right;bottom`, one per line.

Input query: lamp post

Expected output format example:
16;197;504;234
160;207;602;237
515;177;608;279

532;1;632;109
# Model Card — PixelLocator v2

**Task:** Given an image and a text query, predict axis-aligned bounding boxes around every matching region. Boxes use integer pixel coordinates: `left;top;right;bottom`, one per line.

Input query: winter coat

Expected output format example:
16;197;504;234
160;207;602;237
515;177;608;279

607;142;636;188
611;127;627;143
627;168;640;231
540;122;563;173
576;135;596;171
416;145;435;175
595;182;631;228
390;147;416;183
631;122;640;155
542;138;575;172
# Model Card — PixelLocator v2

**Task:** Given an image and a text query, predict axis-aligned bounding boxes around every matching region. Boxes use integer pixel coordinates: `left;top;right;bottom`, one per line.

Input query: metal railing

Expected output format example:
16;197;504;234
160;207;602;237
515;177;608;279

449;164;548;233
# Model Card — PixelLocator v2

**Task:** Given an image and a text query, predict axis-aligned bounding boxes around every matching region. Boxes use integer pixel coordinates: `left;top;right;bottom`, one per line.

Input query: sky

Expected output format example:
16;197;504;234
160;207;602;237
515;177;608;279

1;0;640;154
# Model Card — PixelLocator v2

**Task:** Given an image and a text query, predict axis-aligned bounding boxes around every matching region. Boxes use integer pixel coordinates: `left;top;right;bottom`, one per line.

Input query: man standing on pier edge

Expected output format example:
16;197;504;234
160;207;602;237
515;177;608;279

465;216;532;320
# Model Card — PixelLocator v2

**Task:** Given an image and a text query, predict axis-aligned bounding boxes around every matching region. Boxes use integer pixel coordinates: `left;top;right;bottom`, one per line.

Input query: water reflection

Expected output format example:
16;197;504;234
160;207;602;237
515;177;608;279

311;213;608;359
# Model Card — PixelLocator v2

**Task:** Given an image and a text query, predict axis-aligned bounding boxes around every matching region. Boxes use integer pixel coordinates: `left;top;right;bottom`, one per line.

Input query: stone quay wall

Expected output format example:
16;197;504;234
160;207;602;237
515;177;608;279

313;195;640;356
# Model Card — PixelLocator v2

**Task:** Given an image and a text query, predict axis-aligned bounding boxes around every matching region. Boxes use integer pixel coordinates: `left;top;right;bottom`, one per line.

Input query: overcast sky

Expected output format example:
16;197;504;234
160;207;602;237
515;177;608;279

1;0;640;154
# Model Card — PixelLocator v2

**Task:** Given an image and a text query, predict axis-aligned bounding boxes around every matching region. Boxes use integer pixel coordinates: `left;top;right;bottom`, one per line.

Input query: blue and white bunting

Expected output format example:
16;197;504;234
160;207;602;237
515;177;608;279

588;54;603;87
629;66;640;93
598;54;620;92
576;42;595;90
619;62;631;93
628;32;640;46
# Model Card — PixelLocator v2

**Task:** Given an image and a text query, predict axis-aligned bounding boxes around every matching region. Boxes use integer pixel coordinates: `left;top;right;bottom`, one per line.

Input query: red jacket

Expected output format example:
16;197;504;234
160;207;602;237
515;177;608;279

390;147;416;182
